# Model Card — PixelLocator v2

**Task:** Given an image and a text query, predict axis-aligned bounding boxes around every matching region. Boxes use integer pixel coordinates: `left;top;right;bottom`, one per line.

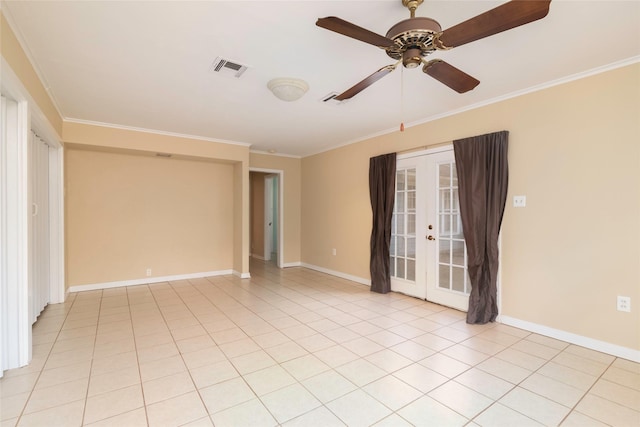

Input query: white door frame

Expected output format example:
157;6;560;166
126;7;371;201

396;145;502;311
249;168;284;268
1;59;65;374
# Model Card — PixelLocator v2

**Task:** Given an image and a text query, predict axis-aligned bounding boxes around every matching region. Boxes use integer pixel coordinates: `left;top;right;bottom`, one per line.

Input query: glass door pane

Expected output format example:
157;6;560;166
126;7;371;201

391;168;416;282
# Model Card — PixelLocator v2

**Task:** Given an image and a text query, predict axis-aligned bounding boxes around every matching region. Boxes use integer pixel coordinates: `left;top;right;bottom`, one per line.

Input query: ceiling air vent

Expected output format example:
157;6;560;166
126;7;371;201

209;57;248;78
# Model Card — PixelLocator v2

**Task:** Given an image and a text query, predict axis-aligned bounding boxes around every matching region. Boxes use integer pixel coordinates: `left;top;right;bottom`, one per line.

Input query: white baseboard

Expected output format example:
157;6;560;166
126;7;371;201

499;315;640;363
282;262;302;268
251;254;266;260
301;263;371;287
67;269;233;293
233;270;251;279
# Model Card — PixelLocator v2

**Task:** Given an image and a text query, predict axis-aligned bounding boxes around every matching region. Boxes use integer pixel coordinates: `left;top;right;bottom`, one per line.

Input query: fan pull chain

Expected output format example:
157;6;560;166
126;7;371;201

400;66;405;132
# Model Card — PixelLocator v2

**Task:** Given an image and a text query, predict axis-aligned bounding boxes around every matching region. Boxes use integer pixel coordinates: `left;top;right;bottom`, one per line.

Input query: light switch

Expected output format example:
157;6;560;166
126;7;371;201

513;195;526;208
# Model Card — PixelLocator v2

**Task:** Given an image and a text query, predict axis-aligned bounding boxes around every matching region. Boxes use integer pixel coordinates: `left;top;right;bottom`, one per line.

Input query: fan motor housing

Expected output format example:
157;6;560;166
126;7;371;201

385;17;442;64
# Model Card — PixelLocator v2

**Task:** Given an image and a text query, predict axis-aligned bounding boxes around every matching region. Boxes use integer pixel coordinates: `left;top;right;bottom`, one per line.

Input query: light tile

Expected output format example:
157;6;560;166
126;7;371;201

211;398;277;427
17;399;84;427
419;353;471;378
302;370;357;403
199;377;256;414
281;354;330;381
219;337;261;358
0;373;39;398
589;379;640;412
552;352;609;376
575;394;640;426
282;406;345;427
265;341;308;363
372;413;413;427
83;384;144;425
476;357;532;384
327;389;392;427
520;373;585;407
1;392;30;421
181;346;226;370
362;375;422;410
295;333;336;352
389;341;435;362
499;387;570;426
393;363;448;393
260;383;321;423
146;390;208;427
142;371;196;404
454;368;514;400
190;360;239;389
313;345;359;368
536;361;598;390
474;402;543;427
84;407;147;427
335;358;386;387
139;354;187;382
561;410;608;426
88;366;140;396
602;366;640;391
230;349;277;375
175;334;215;354
23;378;89;415
243;365;296;396
365;349;413;373
428;381;493;419
398;395;468;427
341;337;384;357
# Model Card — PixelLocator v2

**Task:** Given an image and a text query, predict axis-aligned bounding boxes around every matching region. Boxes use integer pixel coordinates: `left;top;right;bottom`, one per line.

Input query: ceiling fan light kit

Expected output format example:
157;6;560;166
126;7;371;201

316;0;551;100
267;78;309;102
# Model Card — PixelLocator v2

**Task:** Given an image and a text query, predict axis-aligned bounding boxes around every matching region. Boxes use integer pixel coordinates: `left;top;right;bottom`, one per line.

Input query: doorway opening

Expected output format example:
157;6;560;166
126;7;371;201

249;168;284;268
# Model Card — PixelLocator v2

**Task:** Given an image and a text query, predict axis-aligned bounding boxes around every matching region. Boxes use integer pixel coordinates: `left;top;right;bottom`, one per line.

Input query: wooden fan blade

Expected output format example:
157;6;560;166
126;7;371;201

335;65;397;101
437;0;551;48
316;17;395;49
423;60;479;93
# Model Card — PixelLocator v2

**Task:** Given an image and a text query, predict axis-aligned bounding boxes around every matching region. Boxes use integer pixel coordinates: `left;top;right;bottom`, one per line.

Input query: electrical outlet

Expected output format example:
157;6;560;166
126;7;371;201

617;296;631;312
513;195;526;208
146;268;152;277
332;248;337;256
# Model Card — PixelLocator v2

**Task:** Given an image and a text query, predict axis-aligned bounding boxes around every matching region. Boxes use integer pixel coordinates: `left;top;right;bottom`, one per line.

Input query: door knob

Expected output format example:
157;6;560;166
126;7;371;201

427;235;435;240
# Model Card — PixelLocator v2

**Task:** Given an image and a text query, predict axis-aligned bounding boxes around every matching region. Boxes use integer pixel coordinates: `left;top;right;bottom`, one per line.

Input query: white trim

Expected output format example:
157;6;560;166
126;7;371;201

0;5;66;123
67;270;234;293
397;144;452;160
65;118;251;148
302;56;640;158
301;263;371;287
233;271;251;279
249;167;285;269
250;149;301;159
251;254;266;261
499;315;640;363
282;262;302;268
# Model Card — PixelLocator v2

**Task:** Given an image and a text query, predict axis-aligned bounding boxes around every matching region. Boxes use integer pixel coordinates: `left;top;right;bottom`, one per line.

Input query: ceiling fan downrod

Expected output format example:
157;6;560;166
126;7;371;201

402;0;424;18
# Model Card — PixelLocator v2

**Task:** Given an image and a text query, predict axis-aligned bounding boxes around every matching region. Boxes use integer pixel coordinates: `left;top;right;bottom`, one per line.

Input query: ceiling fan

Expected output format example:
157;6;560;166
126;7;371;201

317;0;551;100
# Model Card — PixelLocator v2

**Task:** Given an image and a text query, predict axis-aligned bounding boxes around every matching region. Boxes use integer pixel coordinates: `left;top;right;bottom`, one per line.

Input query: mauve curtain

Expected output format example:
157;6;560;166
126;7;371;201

369;153;397;294
453;131;509;324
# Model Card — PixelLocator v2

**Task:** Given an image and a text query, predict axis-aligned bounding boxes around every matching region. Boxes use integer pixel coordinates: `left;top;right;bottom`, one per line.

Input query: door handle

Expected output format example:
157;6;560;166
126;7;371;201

427;235;435;240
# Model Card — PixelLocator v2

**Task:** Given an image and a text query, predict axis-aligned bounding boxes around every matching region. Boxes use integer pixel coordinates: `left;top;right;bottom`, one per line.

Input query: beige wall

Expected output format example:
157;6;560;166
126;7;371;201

65;148;235;286
63;121;252;280
250;172;266;258
249;153;302;265
1;12;63;137
301;63;640;351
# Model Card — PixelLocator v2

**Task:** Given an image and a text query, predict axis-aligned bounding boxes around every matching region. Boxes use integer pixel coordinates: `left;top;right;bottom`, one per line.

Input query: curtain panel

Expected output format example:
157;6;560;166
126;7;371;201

369;153;397;294
453;131;509;324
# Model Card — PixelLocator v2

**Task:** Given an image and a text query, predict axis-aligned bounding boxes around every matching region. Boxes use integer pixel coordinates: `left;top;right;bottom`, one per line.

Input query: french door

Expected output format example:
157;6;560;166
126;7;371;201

390;148;470;311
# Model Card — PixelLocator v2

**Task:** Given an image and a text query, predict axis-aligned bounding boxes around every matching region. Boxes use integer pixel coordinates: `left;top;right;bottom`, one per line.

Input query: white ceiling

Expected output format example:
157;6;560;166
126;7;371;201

3;1;639;157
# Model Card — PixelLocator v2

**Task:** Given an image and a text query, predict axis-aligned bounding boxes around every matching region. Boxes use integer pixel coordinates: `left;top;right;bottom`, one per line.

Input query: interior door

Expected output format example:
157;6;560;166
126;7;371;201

425;150;469;311
390;149;470;311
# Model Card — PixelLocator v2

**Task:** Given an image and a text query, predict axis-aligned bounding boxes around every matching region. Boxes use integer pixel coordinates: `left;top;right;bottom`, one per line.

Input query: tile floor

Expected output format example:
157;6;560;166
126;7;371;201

1;260;639;426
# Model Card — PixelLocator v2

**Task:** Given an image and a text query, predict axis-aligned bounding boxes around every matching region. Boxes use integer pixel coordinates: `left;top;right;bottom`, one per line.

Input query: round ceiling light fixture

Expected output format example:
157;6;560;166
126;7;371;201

267;78;309;102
